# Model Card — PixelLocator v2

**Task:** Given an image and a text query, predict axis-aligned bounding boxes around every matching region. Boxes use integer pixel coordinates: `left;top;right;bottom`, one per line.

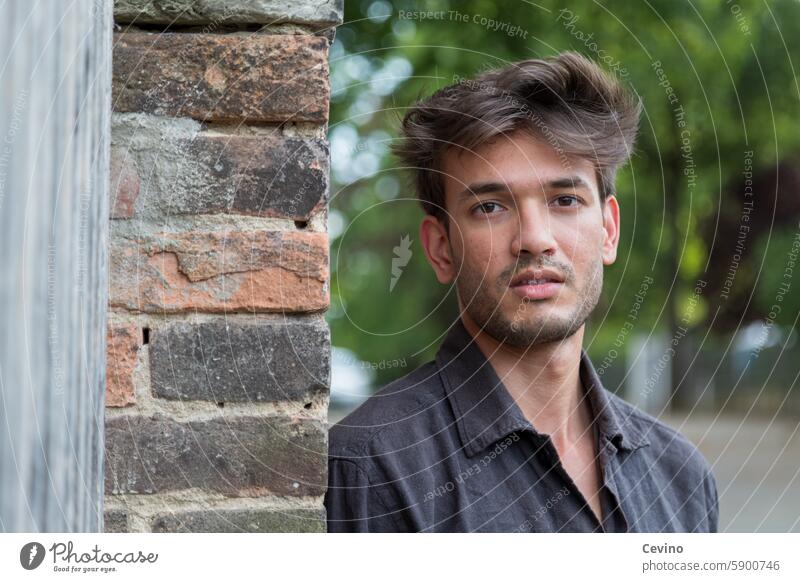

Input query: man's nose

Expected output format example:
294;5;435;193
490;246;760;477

510;201;558;257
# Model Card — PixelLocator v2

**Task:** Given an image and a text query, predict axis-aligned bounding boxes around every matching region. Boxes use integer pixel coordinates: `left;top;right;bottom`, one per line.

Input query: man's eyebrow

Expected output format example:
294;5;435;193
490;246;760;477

546;176;591;190
456;181;511;201
456;175;591;200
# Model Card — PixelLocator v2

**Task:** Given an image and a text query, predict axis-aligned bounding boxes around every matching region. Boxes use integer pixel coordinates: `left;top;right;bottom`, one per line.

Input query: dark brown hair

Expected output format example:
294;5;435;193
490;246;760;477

391;51;642;227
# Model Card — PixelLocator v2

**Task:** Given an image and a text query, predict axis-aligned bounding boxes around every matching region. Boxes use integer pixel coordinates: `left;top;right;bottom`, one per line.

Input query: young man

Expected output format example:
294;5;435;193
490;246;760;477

325;52;719;532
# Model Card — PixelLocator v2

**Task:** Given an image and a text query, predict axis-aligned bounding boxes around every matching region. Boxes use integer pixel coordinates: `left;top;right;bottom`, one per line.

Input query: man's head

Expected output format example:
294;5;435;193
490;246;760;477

392;52;641;347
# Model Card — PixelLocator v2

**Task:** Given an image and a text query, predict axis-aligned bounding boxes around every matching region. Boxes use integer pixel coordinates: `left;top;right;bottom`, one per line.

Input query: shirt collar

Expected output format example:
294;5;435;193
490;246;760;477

434;318;650;458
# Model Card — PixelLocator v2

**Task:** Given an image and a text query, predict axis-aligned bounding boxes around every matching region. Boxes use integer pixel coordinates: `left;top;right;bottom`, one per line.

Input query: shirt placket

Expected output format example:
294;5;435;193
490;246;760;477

535;433;606;533
598;438;630;533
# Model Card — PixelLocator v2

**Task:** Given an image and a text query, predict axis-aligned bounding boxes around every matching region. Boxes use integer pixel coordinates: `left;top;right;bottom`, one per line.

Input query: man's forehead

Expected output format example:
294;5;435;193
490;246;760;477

441;133;598;196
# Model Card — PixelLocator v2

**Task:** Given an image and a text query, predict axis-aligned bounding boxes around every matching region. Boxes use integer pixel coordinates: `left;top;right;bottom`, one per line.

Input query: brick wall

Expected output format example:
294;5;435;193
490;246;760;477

104;0;341;533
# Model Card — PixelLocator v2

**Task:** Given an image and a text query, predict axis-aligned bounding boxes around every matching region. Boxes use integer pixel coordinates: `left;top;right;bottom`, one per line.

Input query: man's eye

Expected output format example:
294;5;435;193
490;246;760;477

553;195;580;207
473;201;504;214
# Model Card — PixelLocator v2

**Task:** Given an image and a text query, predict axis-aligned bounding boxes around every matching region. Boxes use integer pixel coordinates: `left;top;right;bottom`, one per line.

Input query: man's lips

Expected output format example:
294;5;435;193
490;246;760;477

508;269;565;300
509;280;564;300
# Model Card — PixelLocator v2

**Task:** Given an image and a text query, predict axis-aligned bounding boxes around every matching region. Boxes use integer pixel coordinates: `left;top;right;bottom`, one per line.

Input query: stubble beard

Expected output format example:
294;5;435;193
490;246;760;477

456;252;604;348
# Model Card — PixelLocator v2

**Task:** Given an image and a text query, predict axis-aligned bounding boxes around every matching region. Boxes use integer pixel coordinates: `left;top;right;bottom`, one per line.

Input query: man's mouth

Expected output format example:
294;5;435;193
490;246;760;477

509;269;565;300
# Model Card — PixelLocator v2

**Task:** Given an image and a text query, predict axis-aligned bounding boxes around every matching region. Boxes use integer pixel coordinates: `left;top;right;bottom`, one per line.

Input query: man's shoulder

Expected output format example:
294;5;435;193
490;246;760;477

606;390;713;478
328;359;446;458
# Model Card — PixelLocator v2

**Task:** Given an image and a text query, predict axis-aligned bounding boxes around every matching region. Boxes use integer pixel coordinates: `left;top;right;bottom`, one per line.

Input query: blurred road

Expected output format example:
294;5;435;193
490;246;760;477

662;413;800;532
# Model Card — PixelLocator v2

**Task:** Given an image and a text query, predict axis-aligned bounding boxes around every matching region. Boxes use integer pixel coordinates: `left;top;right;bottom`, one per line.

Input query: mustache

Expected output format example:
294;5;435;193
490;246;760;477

501;258;573;284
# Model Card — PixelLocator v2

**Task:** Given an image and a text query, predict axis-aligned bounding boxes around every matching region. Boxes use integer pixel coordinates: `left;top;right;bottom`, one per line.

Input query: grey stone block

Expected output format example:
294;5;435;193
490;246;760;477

103;510;129;533
114;0;344;26
151;507;325;532
149;319;329;403
105;415;327;496
111;113;329;221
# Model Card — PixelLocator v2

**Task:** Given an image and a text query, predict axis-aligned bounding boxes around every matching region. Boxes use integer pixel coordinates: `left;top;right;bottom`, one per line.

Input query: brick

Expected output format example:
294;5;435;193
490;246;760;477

109;228;328;313
104;510;129;533
112;33;330;123
151;508;324;533
106;324;139;407
111;114;328;220
113;0;344;27
150;319;329;402
109;148;140;219
105;415;326;496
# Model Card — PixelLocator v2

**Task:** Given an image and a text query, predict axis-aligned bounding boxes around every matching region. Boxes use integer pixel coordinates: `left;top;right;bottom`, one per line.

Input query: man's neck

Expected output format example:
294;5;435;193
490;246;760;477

460;314;594;449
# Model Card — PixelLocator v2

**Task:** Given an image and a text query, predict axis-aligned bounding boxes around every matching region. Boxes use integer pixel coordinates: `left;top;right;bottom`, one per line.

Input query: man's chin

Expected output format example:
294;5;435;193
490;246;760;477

501;323;581;347
501;306;584;344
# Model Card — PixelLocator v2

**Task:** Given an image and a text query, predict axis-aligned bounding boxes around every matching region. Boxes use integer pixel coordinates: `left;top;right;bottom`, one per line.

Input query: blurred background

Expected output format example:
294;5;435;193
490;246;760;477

326;0;800;532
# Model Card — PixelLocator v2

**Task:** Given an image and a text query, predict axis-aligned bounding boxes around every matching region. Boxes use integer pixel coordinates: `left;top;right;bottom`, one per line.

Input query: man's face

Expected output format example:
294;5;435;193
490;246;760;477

424;130;620;348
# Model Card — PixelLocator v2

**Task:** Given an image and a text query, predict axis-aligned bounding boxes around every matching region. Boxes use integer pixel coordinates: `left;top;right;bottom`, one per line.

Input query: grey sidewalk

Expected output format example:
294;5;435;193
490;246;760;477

662;414;800;532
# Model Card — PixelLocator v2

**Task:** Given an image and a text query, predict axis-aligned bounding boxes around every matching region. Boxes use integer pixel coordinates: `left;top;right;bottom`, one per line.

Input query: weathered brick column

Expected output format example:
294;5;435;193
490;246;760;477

104;1;341;533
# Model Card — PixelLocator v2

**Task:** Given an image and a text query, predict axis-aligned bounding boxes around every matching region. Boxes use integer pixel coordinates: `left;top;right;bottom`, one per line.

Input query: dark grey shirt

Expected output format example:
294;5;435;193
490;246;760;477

325;319;719;532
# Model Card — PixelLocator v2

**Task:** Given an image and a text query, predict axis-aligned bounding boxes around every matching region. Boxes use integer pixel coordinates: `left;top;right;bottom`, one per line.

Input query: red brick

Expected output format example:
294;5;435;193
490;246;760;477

109;230;329;313
109;148;140;219
112;33;330;123
106;324;139;407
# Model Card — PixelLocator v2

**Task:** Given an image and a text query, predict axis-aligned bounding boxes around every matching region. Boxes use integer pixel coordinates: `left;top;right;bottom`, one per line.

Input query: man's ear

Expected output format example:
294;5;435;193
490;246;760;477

601;194;621;266
420;214;457;284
